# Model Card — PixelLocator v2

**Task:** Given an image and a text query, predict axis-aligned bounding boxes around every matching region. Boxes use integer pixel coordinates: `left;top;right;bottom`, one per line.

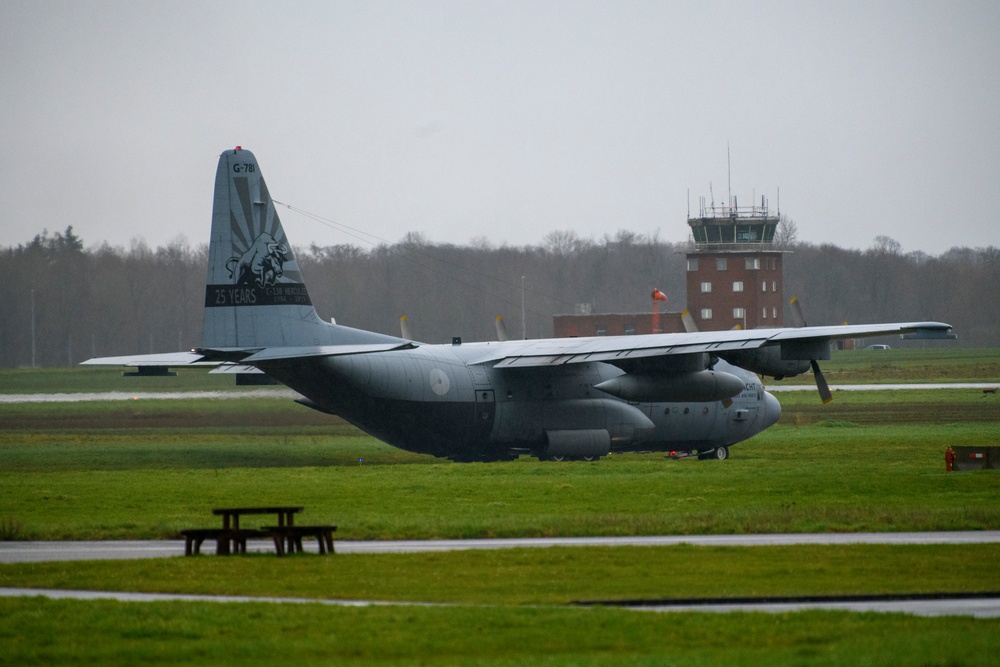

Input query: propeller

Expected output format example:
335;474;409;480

495;315;509;342
399;315;413;340
811;359;833;404
789;297;833;404
680;310;698;333
788;296;807;328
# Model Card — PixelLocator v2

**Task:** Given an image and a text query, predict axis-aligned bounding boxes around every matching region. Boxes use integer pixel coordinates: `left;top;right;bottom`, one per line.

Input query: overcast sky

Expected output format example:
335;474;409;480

3;1;998;255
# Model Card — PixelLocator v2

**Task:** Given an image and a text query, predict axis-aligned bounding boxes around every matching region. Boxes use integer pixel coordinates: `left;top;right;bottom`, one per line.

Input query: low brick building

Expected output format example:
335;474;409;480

553;312;685;338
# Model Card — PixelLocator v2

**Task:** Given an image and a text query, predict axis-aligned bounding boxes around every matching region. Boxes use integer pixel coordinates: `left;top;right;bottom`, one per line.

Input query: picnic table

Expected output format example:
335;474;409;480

180;506;335;556
213;506;303;532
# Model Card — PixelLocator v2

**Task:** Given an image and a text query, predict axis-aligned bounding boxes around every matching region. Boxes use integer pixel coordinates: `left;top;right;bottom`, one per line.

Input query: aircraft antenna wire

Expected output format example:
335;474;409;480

272;200;578;317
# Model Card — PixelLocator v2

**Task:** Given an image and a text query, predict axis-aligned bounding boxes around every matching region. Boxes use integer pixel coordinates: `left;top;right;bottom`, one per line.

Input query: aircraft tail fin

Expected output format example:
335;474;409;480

202;147;399;350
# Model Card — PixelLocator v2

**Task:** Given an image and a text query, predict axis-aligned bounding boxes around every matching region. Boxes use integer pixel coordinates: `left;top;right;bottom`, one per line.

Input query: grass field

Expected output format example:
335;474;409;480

1;360;999;665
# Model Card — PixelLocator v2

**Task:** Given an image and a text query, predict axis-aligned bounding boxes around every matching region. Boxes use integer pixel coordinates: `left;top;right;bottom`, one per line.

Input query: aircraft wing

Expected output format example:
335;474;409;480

483;321;954;369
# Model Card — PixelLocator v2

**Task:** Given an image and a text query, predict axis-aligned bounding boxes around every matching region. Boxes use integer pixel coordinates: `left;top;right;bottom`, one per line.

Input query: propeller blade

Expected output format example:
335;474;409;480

681;310;699;333
495;315;509;342
789;297;807;328
811;359;833;403
400;315;413;340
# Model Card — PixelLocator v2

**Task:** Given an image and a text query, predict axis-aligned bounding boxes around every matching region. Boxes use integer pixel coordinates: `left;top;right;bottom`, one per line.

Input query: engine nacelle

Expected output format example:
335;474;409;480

544;429;611;459
720;347;811;379
593;370;745;403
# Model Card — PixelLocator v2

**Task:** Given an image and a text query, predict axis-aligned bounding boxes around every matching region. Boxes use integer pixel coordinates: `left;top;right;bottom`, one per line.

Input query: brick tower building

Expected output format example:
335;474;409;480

685;196;784;331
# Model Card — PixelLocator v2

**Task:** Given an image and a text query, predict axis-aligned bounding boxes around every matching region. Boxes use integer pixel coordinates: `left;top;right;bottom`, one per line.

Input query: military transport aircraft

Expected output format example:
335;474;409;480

83;148;955;462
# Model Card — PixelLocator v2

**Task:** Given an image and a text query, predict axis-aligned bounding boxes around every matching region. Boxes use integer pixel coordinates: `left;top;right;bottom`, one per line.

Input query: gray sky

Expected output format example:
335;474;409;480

3;0;998;255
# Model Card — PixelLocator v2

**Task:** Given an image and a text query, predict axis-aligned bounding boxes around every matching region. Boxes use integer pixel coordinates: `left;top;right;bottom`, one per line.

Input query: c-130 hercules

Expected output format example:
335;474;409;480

84;148;955;462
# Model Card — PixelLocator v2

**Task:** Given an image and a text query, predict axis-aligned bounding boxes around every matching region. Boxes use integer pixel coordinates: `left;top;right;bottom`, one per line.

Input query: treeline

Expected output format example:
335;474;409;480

1;226;996;368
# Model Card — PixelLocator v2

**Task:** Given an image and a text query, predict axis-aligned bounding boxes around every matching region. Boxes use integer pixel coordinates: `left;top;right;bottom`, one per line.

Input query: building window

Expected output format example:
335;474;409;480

762;281;767;292
773;307;778;319
733;307;745;319
701;308;713;320
701;282;712;293
596;325;607;336
733;281;744;292
745;258;760;270
772;281;777;292
762;307;768;319
624;322;636;335
687;258;699;271
716;258;727;271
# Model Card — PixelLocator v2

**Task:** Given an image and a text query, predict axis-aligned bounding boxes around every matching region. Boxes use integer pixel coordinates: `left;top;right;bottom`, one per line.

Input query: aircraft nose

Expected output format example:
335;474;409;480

763;391;782;428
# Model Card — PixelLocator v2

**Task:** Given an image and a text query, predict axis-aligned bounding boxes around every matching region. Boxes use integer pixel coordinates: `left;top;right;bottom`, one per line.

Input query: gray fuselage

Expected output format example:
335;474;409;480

258;341;780;461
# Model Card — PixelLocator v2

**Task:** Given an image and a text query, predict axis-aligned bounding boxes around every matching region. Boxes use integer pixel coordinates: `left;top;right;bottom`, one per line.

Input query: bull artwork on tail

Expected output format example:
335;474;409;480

226;233;288;288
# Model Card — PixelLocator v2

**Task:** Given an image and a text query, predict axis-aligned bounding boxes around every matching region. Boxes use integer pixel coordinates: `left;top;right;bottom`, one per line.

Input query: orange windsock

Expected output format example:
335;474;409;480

651;289;668;302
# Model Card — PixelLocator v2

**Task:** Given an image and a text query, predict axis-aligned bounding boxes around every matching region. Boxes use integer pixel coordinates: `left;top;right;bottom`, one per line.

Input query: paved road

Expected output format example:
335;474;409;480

768;383;999;392
3;531;1000;562
3;586;997;617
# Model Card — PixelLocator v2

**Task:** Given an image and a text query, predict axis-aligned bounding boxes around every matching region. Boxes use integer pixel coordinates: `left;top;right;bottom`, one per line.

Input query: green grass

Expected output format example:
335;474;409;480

2;599;996;666
780;346;1000;384
3;544;1000;665
2;390;999;540
0;366;245;393
3;544;999;604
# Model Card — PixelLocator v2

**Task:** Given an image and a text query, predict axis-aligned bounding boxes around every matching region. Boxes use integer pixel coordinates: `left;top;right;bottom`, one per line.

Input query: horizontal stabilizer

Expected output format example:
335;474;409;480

80;351;212;367
242;342;417;363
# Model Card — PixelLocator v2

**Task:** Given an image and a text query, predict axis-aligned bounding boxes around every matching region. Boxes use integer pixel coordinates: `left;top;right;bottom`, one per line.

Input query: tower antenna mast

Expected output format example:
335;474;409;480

727;142;732;208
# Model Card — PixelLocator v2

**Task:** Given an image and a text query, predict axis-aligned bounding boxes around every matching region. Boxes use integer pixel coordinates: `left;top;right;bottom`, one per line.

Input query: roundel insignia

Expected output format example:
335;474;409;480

429;369;451;396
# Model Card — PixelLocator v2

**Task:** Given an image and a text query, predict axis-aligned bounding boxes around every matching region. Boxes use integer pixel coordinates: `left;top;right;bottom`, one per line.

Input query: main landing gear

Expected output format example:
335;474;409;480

697;446;730;461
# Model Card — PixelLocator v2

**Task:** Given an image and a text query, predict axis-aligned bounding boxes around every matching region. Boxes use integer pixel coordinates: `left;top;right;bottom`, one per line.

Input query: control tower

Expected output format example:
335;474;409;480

685;195;784;330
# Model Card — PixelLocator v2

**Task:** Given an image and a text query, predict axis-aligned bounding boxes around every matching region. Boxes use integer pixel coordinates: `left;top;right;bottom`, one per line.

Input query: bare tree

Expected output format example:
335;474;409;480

774;214;799;249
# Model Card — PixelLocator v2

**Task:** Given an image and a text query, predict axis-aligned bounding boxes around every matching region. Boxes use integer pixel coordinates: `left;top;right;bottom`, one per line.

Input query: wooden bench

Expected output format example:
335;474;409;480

180;528;265;555
263;525;337;556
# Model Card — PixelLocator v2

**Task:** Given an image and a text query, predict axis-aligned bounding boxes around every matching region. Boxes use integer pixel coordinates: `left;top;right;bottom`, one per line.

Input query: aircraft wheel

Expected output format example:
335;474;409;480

714;446;730;460
549;455;565;462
